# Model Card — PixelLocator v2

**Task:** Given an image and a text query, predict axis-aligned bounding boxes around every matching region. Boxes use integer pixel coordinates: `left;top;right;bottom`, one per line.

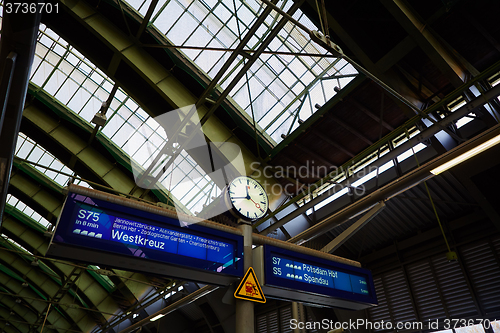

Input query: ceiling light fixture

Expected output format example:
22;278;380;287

150;314;166;322
430;133;500;175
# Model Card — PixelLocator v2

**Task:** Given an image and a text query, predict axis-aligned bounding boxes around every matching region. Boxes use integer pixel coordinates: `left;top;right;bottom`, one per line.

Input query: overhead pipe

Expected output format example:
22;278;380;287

259;82;500;235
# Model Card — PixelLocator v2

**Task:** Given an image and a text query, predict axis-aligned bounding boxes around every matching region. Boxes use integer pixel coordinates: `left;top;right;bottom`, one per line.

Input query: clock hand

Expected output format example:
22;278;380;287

249;198;265;213
245;185;250;199
249;198;260;209
232;196;247;199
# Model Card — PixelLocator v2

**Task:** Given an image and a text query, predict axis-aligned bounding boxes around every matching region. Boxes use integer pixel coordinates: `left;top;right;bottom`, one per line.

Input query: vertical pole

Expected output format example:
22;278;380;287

235;220;254;333
298;303;306;333
292;302;300;333
0;0;42;226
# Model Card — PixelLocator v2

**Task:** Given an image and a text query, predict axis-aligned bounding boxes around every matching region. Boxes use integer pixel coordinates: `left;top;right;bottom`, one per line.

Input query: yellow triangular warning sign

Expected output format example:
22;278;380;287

234;267;266;303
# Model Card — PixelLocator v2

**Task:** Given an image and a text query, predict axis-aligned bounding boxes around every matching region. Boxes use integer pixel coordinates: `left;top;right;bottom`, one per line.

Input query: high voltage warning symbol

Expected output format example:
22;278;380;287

234;267;266;303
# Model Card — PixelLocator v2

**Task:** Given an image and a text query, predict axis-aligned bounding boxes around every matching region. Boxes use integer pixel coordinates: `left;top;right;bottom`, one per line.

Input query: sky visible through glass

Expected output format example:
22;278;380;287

129;0;358;143
0;0;490;220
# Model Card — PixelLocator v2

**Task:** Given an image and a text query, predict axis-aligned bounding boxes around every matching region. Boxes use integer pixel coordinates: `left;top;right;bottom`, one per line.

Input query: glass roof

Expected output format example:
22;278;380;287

6;195;51;229
27;22;219;215
1;0;358;218
128;0;357;143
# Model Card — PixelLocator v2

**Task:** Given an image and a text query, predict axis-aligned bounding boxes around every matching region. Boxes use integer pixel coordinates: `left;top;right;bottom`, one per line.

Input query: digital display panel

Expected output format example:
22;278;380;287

50;192;243;278
270;255;369;295
263;245;377;306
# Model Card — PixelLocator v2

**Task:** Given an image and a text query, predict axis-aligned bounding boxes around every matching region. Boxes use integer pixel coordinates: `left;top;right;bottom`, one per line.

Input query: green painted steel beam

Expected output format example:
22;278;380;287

21;104;152;199
13;98;163;320
18;98;181;315
27;84;183;210
2;195;155;328
0;261;74;332
10;161;64;225
6;165;145;303
50;0;283;204
0;213;121;330
13;158;64;196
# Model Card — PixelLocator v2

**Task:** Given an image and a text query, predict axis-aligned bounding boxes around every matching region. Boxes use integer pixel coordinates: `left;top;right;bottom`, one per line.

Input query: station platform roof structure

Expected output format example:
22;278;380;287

1;0;500;332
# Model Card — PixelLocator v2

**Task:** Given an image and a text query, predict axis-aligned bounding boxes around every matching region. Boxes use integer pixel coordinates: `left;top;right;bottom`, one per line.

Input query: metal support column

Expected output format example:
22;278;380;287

292;302;300;333
236;220;254;333
0;0;42;226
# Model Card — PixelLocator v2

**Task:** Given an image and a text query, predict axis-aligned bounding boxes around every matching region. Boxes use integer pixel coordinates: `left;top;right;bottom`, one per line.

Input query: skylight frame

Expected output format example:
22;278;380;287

121;0;359;144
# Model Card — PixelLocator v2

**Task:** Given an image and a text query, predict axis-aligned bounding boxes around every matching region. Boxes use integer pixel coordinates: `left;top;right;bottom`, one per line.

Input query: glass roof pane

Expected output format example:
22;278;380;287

12;22;222;215
15;133;76;188
6;195;51;228
130;0;359;143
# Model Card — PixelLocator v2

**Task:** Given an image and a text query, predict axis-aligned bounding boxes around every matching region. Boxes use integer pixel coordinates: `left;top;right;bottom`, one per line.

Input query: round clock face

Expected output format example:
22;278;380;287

227;176;269;221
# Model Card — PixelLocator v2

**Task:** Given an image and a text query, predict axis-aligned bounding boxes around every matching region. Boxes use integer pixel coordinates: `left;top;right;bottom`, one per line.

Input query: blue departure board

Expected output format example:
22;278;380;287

270;255;369;295
263;245;377;307
49;192;243;281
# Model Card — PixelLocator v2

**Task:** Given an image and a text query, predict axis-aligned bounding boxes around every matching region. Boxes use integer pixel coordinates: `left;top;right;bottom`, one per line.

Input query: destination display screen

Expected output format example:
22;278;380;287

270;254;369;295
51;192;243;277
263;245;377;306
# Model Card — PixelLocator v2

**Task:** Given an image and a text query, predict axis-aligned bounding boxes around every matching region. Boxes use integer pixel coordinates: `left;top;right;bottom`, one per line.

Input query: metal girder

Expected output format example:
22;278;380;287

0;248;77;331
304;0;376;72
380;0;466;88
255;61;500;231
16;93;171;325
9;164;64;226
26;85;180;209
49;0;278;200
0;278;39;333
12;158;64;197
9;157;156;321
21;104;155;199
0;0;41;227
269;76;365;160
321;201;386;253
289;123;500;246
29;267;85;332
0;212;126;330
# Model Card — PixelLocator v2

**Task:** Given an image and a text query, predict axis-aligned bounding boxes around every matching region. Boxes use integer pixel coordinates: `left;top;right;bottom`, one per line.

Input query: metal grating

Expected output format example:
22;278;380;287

279;306;293;333
368;276;392;325
256;309;280;333
368;270;417;331
430;256;478;318
369;237;500;333
406;260;447;322
256;305;294;333
460;238;500;315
